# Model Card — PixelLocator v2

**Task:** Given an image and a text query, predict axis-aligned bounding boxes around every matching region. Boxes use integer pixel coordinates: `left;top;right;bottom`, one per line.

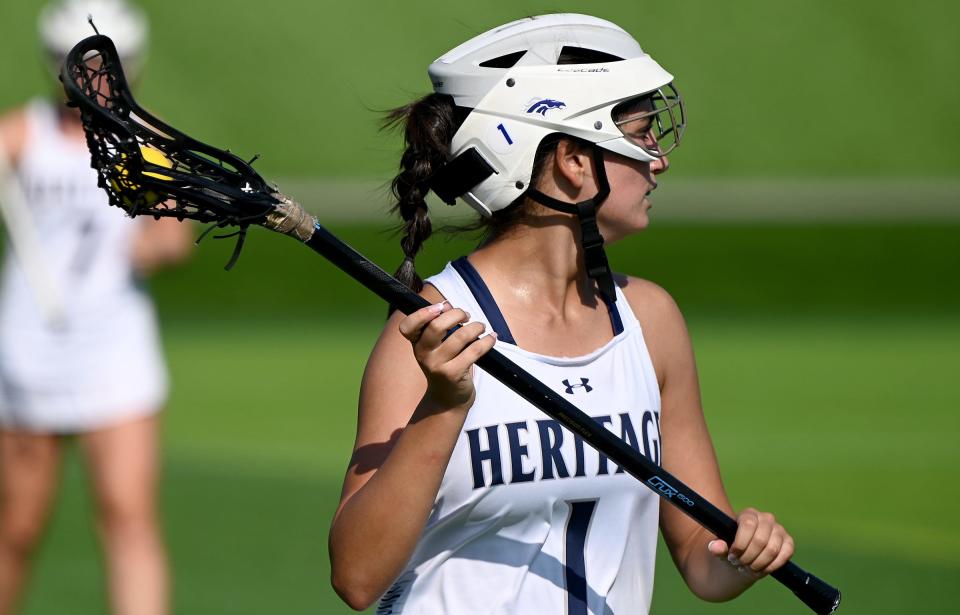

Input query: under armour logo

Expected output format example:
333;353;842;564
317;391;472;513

562;378;593;394
241;182;254;193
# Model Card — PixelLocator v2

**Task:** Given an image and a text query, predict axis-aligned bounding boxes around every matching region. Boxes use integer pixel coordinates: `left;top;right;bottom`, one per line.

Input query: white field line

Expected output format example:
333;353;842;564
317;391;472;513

274;177;960;224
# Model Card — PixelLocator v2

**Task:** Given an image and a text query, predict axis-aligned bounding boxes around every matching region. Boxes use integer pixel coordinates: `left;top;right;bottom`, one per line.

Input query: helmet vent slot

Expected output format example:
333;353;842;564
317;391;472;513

478;50;527;68
557;47;623;64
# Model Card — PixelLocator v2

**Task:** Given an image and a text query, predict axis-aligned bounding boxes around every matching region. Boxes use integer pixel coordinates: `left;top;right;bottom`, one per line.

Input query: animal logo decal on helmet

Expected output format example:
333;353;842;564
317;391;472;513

526;99;566;116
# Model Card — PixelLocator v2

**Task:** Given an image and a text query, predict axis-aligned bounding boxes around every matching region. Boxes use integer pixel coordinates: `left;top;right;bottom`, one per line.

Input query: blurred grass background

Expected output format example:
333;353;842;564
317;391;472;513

1;0;959;614
3;0;960;179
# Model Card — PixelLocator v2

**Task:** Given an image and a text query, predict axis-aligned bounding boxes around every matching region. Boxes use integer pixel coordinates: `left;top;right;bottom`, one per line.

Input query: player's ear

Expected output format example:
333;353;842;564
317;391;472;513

551;138;591;190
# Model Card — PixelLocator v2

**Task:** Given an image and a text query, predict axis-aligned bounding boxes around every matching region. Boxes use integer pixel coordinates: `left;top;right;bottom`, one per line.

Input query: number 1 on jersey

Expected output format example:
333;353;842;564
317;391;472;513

564;499;597;615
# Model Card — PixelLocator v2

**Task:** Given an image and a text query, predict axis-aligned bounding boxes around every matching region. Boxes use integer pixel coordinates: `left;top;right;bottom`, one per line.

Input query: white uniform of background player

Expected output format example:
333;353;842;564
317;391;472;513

0;3;191;614
0;96;168;431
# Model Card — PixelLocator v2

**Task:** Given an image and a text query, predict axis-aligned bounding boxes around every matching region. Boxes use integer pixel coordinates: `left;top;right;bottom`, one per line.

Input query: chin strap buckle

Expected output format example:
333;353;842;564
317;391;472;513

576;202;616;305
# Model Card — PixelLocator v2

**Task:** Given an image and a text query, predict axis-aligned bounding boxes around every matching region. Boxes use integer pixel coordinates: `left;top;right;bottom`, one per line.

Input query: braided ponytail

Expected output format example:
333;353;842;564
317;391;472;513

384;94;466;302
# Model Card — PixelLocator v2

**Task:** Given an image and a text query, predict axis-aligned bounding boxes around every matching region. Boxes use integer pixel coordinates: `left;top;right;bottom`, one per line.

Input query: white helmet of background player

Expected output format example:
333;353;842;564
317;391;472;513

426;14;684;304
39;0;148;75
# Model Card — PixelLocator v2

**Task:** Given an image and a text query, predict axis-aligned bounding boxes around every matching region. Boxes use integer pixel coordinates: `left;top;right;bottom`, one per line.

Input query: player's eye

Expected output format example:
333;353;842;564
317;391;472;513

612;84;685;157
628;122;654;143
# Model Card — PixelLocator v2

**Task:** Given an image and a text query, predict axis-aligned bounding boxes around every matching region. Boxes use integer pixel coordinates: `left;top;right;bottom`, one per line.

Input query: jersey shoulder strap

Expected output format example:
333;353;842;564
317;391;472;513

424;260;499;336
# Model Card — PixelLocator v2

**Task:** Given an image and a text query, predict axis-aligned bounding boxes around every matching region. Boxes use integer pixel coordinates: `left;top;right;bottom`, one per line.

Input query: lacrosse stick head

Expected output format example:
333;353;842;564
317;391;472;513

59;34;279;225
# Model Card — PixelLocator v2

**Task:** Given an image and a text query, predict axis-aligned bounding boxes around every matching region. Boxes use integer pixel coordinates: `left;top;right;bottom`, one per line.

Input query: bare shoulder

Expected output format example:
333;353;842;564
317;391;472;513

615;274;691;387
420;282;446;305
373;283;445;351
0;107;30;162
615;274;686;333
360;282;446;419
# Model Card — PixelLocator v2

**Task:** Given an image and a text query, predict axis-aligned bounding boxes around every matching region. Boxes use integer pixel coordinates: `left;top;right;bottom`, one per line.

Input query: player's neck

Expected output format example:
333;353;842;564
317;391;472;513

471;220;599;312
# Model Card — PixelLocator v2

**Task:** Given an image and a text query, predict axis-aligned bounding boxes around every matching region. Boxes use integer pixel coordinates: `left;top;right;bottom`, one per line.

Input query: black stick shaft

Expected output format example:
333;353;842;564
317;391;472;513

303;222;840;614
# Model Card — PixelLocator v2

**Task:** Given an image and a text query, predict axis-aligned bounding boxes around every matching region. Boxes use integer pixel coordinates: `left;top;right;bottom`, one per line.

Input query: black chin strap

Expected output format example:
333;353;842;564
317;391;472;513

526;146;617;306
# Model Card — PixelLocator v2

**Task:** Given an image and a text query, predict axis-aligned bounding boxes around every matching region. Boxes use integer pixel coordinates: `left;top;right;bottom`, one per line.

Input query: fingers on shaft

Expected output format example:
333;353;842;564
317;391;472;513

736;509;772;565
728;507;794;575
418;308;472;352
398;302;449;341
764;535;794;574
430;322;487;367
399;302;474;349
729;508;760;560
443;329;497;375
398;301;495;374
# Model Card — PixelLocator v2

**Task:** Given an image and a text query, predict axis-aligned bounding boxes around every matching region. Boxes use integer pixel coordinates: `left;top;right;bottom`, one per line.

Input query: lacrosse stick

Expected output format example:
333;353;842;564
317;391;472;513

0;138;68;328
61;34;840;614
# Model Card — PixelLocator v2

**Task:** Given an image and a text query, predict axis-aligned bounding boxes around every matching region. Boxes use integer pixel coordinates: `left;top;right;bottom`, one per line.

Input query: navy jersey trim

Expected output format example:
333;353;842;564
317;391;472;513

450;257;624;341
564;499;598;615
451;256;517;344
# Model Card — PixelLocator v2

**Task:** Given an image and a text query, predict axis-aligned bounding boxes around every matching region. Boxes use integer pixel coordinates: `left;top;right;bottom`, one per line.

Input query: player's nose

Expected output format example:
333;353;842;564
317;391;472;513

652;154;670;175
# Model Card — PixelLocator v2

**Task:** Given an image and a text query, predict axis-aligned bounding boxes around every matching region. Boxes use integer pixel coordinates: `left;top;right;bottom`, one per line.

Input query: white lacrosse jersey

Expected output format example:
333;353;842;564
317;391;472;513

377;258;662;615
0;99;167;432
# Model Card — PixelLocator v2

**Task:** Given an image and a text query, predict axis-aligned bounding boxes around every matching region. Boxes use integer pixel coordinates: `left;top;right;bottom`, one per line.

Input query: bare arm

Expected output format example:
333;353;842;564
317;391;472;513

0;109;27;164
328;285;496;610
624;277;794;602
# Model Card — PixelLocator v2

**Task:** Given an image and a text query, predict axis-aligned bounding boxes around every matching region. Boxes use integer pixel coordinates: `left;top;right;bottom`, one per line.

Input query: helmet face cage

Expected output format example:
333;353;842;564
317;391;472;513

612;83;685;159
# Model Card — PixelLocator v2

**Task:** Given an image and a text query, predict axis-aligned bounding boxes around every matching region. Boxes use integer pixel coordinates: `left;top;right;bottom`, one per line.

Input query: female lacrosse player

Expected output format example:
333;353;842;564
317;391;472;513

330;14;794;613
0;2;190;614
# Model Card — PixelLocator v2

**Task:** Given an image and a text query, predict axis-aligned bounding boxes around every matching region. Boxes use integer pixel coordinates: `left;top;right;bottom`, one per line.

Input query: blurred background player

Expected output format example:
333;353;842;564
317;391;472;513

0;1;191;614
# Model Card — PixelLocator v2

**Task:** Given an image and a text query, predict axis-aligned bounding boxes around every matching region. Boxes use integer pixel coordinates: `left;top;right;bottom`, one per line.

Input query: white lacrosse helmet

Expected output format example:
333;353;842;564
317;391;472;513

39;0;148;73
428;13;684;217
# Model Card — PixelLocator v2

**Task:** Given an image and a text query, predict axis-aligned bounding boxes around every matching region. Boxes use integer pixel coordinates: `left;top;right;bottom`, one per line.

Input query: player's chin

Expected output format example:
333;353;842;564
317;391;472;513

633;202;652;230
605;215;649;244
633;217;651;235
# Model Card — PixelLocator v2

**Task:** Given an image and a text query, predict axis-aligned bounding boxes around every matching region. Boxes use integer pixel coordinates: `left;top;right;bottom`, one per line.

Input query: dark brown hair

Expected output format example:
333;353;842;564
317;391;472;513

383;93;468;295
384;98;566;298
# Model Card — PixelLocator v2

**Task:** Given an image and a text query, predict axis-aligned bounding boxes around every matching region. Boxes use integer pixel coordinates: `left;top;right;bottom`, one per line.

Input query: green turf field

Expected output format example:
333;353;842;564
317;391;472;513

14;223;959;614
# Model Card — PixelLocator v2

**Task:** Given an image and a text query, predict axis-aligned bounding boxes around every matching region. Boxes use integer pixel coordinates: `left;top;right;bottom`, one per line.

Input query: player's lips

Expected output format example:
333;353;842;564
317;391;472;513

644;183;658;206
644;184;658;209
